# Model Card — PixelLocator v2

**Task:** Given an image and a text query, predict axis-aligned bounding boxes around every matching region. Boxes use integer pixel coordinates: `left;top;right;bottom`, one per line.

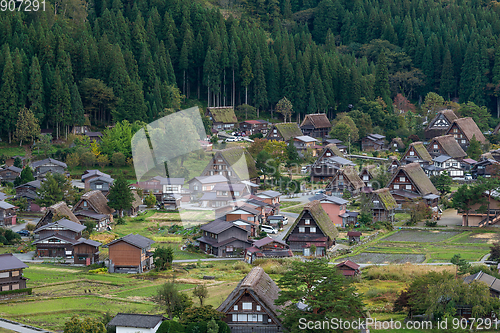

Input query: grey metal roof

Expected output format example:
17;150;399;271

31;158;67;169
317;194;349;205
107;313;165;328
327;156;356;166
295;135;318;143
433;155;452;163
257;190;281;198
200;218;246;234
464;271;500;293
0;193;8;200
74;238;102;247
15;180;42;189
231;205;260;215
0;253;28;271
151;176;185;185
73;210;108;220
190;175;228;184
89;175;114;183
32;233;79;245
3;166;22;173
34;218;86;233
0;201;16;209
213;183;246;191
105;234;155;249
81;170;110;181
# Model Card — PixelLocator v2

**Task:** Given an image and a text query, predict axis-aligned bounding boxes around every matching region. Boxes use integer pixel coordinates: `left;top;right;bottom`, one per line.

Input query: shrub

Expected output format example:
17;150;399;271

81;151;96;167
115;217;125;225
66;152;81;168
97;154;110;168
157;320;185;333
111;152;126;167
88;267;108;274
25;223;36;231
425;220;437;227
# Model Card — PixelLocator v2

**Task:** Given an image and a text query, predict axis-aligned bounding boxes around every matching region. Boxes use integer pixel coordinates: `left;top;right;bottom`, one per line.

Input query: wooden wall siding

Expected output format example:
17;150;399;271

226;213;255;223
109;241;141;266
289;212;321;236
36;165;65;175
389;171;416;193
218;227;248;243
37;246;68;257
89;181;111;192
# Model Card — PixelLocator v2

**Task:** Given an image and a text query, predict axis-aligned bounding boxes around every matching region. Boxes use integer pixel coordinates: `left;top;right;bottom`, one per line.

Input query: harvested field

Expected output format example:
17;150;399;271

382;230;460;242
345;252;426;264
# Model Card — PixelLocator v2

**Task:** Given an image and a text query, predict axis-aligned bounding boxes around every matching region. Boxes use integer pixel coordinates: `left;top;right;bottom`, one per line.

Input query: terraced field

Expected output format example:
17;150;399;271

341;229;493;263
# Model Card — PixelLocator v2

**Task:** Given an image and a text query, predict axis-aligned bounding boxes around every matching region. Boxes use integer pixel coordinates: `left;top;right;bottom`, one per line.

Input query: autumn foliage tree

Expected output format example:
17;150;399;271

15;107;40;146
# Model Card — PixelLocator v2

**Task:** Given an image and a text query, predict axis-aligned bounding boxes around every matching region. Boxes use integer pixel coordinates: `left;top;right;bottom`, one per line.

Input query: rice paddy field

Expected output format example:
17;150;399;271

340;229;496;263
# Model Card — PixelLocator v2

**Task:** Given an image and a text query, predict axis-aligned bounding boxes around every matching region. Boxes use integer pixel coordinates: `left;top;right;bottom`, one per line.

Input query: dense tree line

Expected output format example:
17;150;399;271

2;0;500;142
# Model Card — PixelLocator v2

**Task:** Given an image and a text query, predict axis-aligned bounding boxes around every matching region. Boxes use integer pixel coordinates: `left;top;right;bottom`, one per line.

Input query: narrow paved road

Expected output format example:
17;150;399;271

0;318;51;333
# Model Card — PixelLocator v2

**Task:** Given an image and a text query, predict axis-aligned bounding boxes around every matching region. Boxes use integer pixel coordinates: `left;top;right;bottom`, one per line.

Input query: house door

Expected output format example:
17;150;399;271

51;249;57;257
304;248;310;256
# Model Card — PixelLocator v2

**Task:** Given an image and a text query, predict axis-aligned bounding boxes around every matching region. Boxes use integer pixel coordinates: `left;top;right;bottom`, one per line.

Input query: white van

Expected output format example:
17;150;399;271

261;225;278;234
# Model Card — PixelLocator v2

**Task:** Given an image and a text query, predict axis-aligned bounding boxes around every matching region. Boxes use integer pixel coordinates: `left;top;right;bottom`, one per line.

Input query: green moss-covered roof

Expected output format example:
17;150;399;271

219;146;258;180
273;123;303;141
401;163;438;195
207;107;238;124
324;143;343;157
410;142;432;162
343;166;365;190
284;200;339;240
373;188;397;210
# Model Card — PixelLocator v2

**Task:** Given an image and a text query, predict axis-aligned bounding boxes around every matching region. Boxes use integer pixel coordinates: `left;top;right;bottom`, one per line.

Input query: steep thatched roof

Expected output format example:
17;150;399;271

217;267;282;324
373;188;397;210
285;200;339;240
273;123;303;141
408;142;433;162
360;165;376;177
207;107;237;123
36;201;80;229
448;117;487;143
73;190;115;215
429;135;467;159
401;163;438;195
324;143;343;156
300;113;332;129
219;146;258;180
131;191;142;209
391;137;405;149
343;166;365;191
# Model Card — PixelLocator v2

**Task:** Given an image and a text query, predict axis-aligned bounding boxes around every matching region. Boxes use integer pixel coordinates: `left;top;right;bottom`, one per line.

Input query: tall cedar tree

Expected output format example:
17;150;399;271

27;56;45;122
374;51;391;109
240;55;253;105
253;50;268;116
0;47;18;143
107;175;134;217
440;48;456;100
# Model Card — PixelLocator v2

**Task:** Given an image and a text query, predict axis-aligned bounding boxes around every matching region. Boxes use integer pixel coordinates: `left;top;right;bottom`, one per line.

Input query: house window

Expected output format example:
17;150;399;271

452;162;458;167
226;246;233;252
399;177;405;182
462;140;466;144
406;185;411;190
326;152;331;156
310;227;316;233
256;305;261;311
194;185;199;191
273;129;277;133
394;185;400;189
242;302;252;310
409;151;414;156
363;176;369;181
83;201;87;207
249;314;258;322
232;314;237;322
305;219;310;224
258;315;263;321
234;305;238;310
247;216;255;222
11;271;19;277
237;314;247;322
433;144;438;149
228;171;232;176
299;227;305;233
96;184;103;189
218;159;223;163
234;191;240;196
202;186;208;191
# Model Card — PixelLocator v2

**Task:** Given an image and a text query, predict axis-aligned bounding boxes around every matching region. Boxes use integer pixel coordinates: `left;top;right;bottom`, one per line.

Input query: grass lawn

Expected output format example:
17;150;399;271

0;143;26;157
277;201;298;209
281;202;307;214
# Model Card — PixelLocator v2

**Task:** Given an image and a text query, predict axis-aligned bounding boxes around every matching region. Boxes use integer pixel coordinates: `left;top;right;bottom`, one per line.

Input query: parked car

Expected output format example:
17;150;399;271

316;189;325;194
16;230;30;237
465;173;472;180
267;215;288;225
261;225;278;234
225;137;238;142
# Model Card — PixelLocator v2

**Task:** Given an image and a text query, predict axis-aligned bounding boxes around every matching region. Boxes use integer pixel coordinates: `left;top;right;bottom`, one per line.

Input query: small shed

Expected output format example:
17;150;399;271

347;231;362;243
336;260;361;277
107;313;166;333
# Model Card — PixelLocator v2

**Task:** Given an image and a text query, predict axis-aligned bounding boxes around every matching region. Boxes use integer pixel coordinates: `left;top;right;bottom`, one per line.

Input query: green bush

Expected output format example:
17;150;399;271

157;320;185;333
425;220;438;227
0;288;32;296
89;267;108;274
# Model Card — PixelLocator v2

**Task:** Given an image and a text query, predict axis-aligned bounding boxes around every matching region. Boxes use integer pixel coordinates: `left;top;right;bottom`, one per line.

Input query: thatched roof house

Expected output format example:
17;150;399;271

36;201;80;229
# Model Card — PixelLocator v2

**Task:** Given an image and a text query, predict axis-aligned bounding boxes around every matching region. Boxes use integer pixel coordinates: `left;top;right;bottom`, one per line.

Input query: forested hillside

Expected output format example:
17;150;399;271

2;0;500;142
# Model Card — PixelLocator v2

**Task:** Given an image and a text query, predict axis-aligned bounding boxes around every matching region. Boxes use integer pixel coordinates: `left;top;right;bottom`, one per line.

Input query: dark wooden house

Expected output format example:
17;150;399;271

33;218;86;258
0;253;28;293
265;123;303;142
359;165;376;187
361;134;386;151
217;266;284;333
371;188;397;222
84;132;103;142
400;142;433;166
336;260;361;277
347;231;362;243
0;201;17;226
197;219;251;257
445;117;488;150
426;134;467;160
389;137;405;152
87;175;114;195
105;234;155;273
326;166;365;197
387;156;400;174
206;107;238;132
200;146;259;183
30;158;67;179
73;238;101;265
283;200;339;256
424;109;458;139
387;163;439;206
244;237;292;264
239;120;270;136
299;113;332;138
15;180;42;212
310;144;352;182
0;166;22;183
72;190;115;231
471;159;500;179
